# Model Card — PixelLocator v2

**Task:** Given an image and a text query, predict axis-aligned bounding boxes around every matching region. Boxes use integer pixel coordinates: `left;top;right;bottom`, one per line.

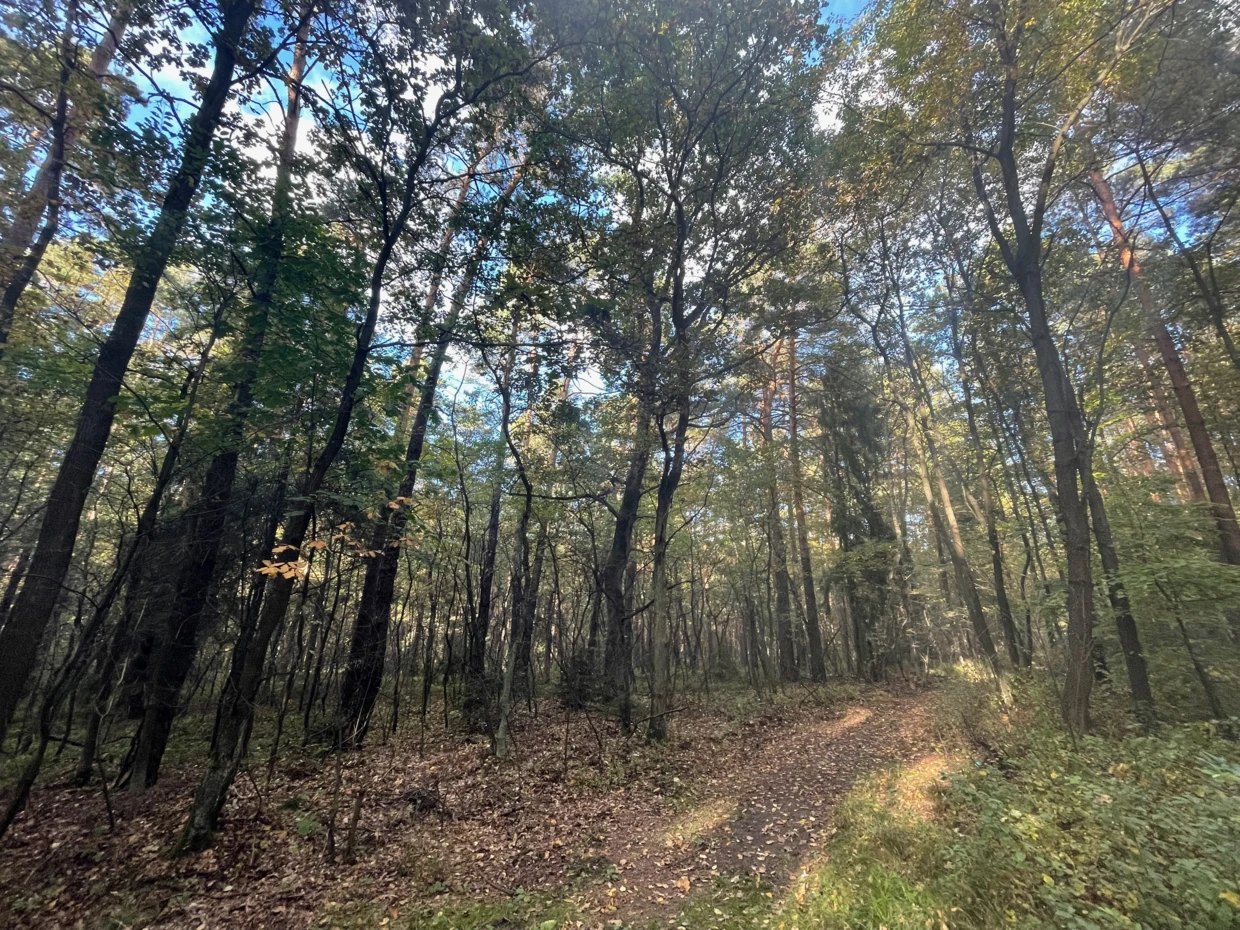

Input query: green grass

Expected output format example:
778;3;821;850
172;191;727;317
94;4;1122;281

323;892;581;930
773;670;1240;930
639;668;1240;930
320;669;1240;929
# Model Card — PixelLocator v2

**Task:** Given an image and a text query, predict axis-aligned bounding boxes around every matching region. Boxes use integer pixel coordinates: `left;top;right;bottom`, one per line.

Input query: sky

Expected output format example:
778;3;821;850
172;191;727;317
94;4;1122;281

828;0;870;23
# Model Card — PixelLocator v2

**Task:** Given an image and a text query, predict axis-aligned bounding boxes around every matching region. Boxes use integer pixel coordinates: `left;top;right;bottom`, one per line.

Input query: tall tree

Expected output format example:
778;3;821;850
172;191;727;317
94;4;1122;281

0;0;260;742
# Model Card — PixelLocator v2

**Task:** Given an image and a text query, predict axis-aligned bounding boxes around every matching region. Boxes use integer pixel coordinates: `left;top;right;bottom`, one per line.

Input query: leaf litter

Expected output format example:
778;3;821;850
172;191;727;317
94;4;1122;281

0;685;944;929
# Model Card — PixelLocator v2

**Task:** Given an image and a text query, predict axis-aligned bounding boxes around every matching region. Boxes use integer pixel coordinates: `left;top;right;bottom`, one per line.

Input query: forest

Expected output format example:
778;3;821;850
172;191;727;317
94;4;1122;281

1;0;1239;927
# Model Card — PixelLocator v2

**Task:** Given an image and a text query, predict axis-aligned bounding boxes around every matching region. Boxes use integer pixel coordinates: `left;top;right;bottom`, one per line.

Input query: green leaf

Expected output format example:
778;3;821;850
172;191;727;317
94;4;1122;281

295;817;320;837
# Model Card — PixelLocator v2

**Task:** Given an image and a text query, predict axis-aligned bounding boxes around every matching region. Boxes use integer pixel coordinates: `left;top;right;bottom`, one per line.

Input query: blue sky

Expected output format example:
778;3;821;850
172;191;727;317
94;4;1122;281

828;0;870;22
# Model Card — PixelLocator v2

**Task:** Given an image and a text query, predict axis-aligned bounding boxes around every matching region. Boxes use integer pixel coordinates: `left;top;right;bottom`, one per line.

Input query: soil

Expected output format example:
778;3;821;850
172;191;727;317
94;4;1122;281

0;684;947;929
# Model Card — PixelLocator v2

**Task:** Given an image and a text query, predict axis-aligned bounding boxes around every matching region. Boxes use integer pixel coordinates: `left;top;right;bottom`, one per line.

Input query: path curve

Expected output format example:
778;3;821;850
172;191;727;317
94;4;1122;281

581;688;943;924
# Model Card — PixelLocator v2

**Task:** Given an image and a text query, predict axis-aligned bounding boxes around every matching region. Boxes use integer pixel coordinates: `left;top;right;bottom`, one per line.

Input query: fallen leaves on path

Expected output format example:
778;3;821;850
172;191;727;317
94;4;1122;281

581;688;944;925
0;685;945;930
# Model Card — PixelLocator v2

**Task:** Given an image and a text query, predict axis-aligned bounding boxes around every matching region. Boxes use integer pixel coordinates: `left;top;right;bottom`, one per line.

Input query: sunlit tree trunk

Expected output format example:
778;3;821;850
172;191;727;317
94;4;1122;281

909;408;1010;703
761;344;797;682
1091;168;1240;570
1130;343;1204;501
945;299;1027;666
1137;156;1240;378
0;0;133;352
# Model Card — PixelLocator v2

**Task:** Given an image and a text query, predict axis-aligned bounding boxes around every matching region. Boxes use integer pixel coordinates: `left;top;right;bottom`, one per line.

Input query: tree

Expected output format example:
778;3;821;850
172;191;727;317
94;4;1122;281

0;0;261;743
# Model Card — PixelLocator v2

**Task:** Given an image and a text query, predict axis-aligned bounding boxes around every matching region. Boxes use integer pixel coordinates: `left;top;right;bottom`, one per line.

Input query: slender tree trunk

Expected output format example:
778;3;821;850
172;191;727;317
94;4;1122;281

342;168;519;746
1131;341;1204;500
495;381;534;758
972;124;1096;730
910;408;1010;702
648;395;691;741
760;348;796;682
947;301;1027;666
175;135;413;857
1091;168;1240;569
467;329;518;730
0;318;219;831
130;15;310;789
72;318;221;785
601;417;648;729
1017;268;1096;732
1137;155;1240;378
601;347;658;730
339;292;464;748
0;0;133;352
0;0;258;744
0;548;31;630
1076;454;1155;720
786;334;826;681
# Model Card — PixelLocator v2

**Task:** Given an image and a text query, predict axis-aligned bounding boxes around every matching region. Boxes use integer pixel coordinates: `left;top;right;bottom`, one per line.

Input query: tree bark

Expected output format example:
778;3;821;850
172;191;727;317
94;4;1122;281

339;286;465;748
0;0;133;352
175;66;438;850
760;345;796;682
785;333;826;681
494;344;535;758
1137;155;1240;378
73;316;221;786
945;298;1027;666
466;326;518;730
129;14;310;790
967;30;1097;729
601;416;649;730
344;166;518;746
1090;168;1240;568
648;394;691;741
0;0;258;744
909;408;1009;703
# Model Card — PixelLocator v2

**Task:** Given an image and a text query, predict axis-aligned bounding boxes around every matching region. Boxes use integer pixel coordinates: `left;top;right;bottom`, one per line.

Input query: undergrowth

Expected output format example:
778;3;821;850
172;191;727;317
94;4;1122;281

778;668;1240;930
338;671;1240;930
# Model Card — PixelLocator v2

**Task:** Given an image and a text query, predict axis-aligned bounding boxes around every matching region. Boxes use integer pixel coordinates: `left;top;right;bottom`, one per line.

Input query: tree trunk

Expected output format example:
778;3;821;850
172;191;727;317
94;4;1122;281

910;408;1009;702
342;167;519;746
339;293;463;748
73;318;221;786
0;0;133;352
1018;271;1096;732
648;395;691;741
785;334;826;681
495;380;534;758
175;130;415;857
0;0;258;744
946;301;1027;666
1137;155;1240;378
467;330;518;730
129;14;310;790
1091;168;1240;569
760;347;797;682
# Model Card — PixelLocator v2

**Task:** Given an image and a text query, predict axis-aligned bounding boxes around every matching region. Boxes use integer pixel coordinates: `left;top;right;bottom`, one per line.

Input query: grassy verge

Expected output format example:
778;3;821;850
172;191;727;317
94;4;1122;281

238;672;1240;929
772;668;1240;930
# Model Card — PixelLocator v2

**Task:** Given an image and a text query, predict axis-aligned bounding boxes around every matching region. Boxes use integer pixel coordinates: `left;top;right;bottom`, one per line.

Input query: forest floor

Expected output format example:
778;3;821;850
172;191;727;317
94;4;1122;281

0;682;955;930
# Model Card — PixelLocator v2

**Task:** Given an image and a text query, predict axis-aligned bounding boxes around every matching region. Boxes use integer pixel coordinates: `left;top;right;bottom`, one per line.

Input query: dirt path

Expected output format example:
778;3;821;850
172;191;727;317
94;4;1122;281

0;687;945;930
580;689;943;924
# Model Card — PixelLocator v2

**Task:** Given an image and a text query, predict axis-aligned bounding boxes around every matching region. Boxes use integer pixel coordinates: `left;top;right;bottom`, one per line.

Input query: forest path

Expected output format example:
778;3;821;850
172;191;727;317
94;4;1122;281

0;686;946;930
578;687;945;926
